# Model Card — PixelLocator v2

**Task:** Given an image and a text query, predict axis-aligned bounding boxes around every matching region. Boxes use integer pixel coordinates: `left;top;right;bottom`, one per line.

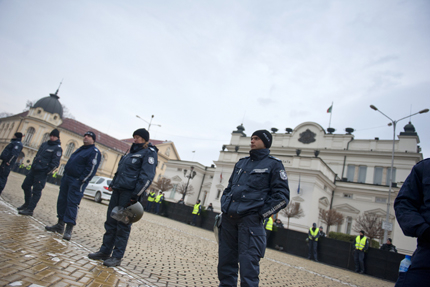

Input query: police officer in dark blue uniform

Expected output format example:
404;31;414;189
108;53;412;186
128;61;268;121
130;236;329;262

88;128;158;267
394;158;430;286
0;132;24;195
218;129;290;287
18;129;62;216
45;131;101;241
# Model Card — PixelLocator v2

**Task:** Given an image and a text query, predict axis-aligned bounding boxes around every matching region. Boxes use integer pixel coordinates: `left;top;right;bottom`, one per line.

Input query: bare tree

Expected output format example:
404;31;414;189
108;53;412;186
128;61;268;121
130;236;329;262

280;202;304;229
155;177;173;192
319;208;344;235
176;183;195;199
353;213;386;245
0;112;13;118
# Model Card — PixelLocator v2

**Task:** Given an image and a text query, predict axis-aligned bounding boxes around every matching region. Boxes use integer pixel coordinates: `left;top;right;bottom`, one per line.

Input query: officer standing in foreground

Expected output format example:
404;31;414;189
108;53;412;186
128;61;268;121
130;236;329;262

394;158;430;286
307;223;319;262
0;132;24;195
45;131;100;240
354;230;368;274
218;129;290;287
88;128;158;267
18;129;62;215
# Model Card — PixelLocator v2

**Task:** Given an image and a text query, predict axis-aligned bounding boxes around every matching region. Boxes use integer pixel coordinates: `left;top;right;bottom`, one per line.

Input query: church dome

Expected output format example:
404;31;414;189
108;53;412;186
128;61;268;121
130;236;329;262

33;92;63;118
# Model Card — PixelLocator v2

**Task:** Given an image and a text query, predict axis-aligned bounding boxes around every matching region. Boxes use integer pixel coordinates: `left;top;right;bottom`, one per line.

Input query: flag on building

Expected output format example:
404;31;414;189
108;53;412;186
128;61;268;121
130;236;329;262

297;175;301;194
220;172;223;183
327;105;333;113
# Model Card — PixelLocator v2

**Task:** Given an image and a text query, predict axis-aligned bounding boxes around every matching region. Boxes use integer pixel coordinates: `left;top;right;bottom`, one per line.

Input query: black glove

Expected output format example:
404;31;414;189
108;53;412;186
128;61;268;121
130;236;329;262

421;227;430;242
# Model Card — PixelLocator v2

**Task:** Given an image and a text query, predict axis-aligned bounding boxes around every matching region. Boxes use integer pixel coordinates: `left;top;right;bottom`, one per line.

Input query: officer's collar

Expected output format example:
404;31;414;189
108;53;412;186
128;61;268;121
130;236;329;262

81;144;95;149
249;148;270;160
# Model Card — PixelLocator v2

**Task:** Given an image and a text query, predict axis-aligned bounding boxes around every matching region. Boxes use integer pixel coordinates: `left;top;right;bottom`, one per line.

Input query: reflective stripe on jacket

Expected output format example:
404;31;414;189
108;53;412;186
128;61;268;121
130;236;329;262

193;203;201;215
309;228;319;241
148;192;156;202
155;194;163;203
355;236;367;250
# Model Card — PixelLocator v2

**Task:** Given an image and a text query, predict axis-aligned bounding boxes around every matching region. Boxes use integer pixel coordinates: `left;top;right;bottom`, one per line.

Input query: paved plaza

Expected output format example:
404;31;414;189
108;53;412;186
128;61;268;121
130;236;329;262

0;172;394;286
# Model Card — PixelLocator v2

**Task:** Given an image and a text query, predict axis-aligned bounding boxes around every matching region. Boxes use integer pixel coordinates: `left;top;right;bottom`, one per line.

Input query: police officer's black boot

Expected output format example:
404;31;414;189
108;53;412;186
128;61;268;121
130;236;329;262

17;203;28;211
45;219;65;234
63;224;73;241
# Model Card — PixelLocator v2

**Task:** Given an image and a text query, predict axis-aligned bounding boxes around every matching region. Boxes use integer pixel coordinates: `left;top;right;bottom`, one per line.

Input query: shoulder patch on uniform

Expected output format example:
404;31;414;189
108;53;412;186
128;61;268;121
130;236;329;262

58;145;61;147
280;170;288;180
149;147;156;152
95;148;99;152
92;159;98;165
148;157;155;164
15;146;19;149
57;151;62;157
269;155;281;161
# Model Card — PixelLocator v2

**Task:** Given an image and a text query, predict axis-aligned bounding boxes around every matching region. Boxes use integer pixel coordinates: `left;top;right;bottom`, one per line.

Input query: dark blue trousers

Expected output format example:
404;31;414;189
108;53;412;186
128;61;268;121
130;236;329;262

395;241;430;287
155;202;161;214
218;213;266;287
354;250;365;272
56;173;87;225
0;164;11;194
308;240;318;260
21;170;48;211
146;201;153;212
100;189;133;259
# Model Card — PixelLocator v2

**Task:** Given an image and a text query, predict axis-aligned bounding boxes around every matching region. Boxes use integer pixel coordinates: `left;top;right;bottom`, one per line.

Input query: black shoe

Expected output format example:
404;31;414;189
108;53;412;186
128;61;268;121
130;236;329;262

18;209;33;216
45;220;65;234
103;257;121;267
63;224;73;241
17;204;28;211
88;251;110;261
314;259;319;262
359;271;364;274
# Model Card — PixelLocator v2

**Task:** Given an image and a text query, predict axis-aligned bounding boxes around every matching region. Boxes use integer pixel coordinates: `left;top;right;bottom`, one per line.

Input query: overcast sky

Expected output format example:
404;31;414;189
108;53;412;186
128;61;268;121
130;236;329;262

1;0;429;166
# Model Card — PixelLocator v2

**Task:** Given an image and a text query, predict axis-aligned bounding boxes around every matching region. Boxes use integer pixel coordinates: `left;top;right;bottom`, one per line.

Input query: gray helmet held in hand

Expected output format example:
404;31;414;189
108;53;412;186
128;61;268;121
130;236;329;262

111;202;144;224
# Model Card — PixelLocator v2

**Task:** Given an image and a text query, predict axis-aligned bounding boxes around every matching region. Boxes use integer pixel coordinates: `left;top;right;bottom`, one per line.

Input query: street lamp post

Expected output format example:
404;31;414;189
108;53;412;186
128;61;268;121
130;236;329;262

136;115;161;131
182;166;196;201
370;105;429;243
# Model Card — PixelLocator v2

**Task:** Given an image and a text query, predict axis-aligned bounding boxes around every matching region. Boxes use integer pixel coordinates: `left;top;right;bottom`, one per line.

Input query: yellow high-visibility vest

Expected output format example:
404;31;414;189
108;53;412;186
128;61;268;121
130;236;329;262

265;217;273;231
147;192;155;202
155;194;163;203
355;236;367;251
309;228;319;241
192;203;201;215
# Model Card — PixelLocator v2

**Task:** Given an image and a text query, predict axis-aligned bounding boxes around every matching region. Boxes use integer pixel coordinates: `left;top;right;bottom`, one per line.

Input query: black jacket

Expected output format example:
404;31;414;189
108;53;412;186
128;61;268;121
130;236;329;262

110;143;158;199
64;144;101;183
221;148;290;218
0;138;23;166
31;140;62;173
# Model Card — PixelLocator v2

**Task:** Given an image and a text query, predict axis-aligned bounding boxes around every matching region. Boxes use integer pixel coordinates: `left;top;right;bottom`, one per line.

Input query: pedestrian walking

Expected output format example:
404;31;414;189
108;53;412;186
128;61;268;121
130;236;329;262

307;223;319;262
88;128;158;267
146;189;156;212
155;191;164;215
45;131;100;240
394;158;430;286
354;230;368;274
18;129;62;215
0;132;23;195
218;129;290;287
191;199;201;226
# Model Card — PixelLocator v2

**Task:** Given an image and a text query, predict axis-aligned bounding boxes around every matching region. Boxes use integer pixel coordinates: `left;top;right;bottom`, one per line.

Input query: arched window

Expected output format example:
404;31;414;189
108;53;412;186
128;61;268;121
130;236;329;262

23;127;35;145
40;133;50;145
65;142;76;157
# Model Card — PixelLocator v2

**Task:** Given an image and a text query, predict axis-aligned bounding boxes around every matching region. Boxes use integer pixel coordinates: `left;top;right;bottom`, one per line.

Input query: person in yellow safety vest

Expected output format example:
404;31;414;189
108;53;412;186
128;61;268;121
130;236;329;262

264;216;273;246
26;164;31;170
354;230;369;274
146;190;156;213
307;223;320;262
191;199;201;226
155;191;164;215
52;171;58;178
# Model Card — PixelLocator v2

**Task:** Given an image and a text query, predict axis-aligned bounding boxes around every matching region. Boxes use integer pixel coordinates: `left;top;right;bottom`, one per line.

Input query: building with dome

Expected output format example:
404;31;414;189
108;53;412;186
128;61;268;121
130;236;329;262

0;88;180;188
162;122;423;254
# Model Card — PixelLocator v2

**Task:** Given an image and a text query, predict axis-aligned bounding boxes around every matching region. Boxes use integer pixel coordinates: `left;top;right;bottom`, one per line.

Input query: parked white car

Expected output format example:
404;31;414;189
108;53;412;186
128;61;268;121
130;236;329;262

84;176;113;203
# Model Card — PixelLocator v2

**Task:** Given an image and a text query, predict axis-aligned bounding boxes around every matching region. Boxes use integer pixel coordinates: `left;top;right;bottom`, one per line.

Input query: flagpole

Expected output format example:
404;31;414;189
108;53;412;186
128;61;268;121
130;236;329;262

328;102;333;128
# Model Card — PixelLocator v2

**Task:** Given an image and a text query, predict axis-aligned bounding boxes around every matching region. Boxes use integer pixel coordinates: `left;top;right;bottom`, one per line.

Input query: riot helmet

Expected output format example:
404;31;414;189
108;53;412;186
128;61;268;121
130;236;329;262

111;202;144;224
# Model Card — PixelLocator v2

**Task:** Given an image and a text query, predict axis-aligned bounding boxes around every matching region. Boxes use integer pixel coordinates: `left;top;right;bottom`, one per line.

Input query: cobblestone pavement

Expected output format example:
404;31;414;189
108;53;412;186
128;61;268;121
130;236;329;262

0;173;394;287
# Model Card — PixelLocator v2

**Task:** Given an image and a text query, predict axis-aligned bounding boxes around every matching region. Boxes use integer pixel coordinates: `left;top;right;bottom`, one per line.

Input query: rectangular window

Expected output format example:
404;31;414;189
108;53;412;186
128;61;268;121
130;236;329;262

386;167;396;186
357;166;367;183
346;217;352;235
169;184;177;199
216;189;222;199
58;164;66;176
373;167;383;185
346;165;355;182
